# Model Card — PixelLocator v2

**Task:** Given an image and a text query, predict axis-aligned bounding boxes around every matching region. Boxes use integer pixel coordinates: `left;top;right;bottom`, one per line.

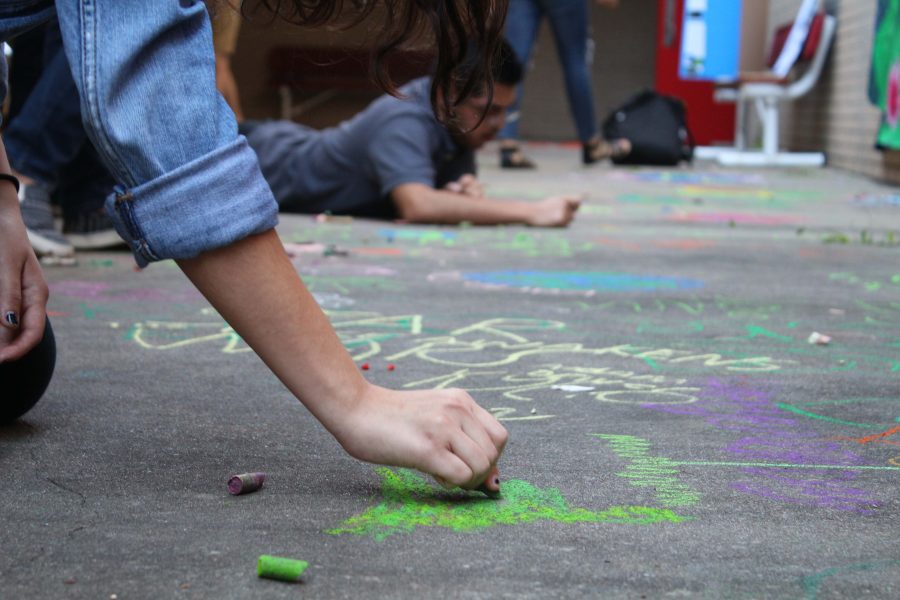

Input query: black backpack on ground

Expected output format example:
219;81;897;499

602;90;695;166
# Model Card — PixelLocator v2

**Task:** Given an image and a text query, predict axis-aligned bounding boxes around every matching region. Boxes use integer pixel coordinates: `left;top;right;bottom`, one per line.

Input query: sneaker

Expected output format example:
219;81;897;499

18;182;75;257
63;208;125;250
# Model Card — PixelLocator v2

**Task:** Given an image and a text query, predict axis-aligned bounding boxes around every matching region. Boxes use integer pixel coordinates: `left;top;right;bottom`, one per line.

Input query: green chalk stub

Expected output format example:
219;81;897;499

476;483;501;499
257;555;309;582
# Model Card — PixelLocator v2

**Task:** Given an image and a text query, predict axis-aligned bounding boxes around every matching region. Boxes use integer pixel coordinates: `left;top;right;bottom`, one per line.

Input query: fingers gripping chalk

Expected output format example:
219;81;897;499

228;472;266;495
257;555;308;582
477;471;502;499
477;483;501;499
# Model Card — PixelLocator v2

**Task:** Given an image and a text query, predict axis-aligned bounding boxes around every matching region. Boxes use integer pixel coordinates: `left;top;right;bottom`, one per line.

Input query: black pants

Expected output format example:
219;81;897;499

0;318;56;423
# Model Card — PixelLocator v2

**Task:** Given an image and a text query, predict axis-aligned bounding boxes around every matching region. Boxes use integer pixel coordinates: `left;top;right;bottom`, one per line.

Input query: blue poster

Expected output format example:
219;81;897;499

679;0;743;81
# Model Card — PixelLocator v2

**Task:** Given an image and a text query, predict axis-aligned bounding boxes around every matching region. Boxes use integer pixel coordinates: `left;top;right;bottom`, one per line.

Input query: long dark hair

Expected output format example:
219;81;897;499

243;1;509;118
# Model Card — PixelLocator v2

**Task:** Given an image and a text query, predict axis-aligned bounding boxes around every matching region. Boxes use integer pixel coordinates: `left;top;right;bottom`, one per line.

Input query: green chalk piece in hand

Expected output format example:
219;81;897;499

476;483;501;499
257;555;309;583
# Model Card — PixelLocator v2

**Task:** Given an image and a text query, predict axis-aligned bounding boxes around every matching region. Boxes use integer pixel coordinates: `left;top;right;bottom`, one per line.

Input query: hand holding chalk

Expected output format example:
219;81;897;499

333;385;508;493
476;484;501;499
477;465;502;498
436;466;501;497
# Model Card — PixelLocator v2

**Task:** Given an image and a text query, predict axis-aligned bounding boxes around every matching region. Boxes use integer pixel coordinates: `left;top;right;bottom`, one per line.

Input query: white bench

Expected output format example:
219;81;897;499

695;12;837;167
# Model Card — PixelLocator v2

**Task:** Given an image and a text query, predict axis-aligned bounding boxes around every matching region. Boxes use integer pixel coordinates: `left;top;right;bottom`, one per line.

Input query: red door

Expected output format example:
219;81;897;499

655;0;735;146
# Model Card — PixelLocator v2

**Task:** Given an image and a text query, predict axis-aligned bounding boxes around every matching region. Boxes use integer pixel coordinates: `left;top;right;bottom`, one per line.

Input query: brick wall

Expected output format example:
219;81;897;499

233;13;379;126
769;0;900;184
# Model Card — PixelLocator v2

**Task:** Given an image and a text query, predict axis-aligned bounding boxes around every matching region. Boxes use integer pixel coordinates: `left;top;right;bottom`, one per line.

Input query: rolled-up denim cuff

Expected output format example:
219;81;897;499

105;136;279;268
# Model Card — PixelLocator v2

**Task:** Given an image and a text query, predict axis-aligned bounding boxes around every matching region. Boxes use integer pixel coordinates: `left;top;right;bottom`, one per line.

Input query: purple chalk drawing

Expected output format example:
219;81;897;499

733;469;874;513
725;436;861;466
646;378;879;514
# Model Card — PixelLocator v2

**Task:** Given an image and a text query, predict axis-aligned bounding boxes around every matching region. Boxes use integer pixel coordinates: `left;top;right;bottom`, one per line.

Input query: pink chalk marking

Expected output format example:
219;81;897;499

354;247;405;256
228;472;266;495
49;280;202;303
653;239;716;251
592;237;644;252
283;242;327;257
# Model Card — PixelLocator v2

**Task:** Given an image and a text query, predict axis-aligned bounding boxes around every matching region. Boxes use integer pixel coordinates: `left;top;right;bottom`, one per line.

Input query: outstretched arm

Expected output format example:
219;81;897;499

177;229;506;491
392;181;582;227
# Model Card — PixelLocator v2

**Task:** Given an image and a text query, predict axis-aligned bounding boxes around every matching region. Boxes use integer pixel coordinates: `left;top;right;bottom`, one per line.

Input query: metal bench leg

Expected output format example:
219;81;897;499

734;97;746;151
761;97;780;157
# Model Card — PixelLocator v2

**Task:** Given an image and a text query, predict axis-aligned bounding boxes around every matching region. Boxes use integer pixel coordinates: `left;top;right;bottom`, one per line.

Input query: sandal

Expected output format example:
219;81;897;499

500;146;537;169
582;136;631;165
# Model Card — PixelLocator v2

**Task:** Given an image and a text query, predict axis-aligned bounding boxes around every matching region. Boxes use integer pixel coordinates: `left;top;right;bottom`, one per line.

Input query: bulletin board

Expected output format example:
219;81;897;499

678;0;742;81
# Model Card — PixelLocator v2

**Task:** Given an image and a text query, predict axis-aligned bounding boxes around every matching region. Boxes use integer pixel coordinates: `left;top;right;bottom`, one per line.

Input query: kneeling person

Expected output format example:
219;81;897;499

243;42;580;227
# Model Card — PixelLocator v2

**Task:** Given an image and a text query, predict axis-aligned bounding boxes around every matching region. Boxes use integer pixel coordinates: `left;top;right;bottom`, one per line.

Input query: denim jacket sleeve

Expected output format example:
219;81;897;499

50;0;278;267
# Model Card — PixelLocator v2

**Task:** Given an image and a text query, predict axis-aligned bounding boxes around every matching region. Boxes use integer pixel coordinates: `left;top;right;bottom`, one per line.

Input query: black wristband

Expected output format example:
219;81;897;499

0;173;20;193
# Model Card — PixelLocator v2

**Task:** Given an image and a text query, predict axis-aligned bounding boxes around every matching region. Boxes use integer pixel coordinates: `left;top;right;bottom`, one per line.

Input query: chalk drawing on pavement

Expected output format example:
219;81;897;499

326;468;689;541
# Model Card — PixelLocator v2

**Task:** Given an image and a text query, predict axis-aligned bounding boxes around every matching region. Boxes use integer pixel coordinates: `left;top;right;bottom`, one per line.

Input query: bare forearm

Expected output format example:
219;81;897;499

176;229;367;438
397;185;535;225
174;228;507;492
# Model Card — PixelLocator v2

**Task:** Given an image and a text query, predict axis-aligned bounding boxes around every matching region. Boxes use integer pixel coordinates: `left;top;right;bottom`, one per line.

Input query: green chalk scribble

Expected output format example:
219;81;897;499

80;303;98;320
802;560;900;600
327;468;688;541
639;356;661;370
746;325;793;343
822;233;850;244
89;259;115;268
593;434;701;507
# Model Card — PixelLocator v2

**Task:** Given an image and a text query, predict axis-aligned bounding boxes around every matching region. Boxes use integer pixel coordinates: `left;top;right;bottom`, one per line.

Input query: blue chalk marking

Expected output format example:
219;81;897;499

461;270;704;292
852;194;900;207
379;229;457;242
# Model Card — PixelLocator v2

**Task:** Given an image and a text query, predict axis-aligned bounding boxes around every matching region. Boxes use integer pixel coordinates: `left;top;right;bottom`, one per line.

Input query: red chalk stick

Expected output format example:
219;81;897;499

228;472;266;495
387;364;396;371
361;363;370;370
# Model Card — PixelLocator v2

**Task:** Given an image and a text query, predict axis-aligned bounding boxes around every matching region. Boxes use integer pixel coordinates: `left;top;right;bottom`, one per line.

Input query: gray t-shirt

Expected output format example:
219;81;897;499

245;77;475;220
